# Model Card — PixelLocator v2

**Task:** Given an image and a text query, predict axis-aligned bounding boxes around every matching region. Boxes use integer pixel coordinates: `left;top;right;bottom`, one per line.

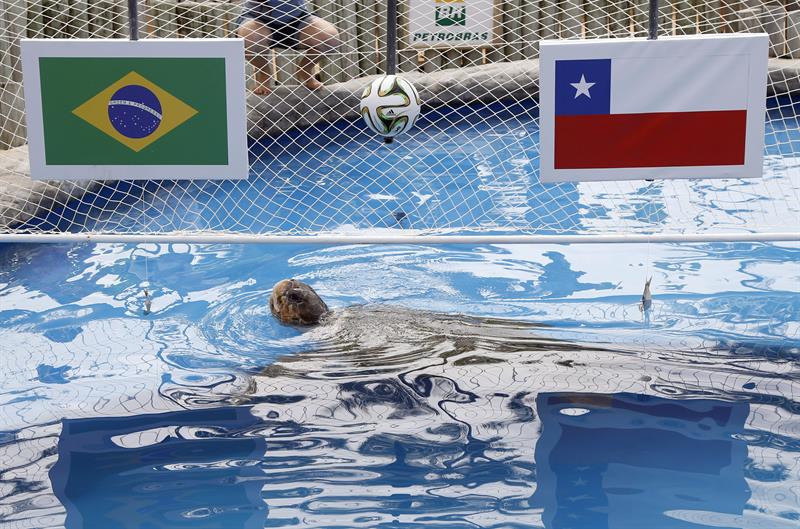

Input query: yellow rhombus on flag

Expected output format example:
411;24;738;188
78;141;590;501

73;71;198;152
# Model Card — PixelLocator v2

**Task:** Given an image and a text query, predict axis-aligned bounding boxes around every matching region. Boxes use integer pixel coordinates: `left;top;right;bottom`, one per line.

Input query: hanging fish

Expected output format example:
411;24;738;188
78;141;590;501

143;288;152;316
639;277;652;313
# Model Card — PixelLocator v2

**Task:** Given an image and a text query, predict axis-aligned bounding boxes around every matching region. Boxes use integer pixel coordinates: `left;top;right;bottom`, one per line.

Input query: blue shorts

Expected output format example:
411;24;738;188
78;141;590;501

238;2;311;50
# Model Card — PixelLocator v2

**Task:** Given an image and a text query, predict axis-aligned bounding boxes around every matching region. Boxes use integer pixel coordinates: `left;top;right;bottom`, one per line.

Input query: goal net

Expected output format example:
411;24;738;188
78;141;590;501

1;0;798;242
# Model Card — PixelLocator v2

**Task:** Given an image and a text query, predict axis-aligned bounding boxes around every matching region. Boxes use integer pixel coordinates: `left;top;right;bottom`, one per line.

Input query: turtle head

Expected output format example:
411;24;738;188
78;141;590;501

270;279;329;325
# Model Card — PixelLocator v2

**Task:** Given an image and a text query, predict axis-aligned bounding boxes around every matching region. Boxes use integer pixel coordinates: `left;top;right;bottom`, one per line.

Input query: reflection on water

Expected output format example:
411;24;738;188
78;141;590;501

51;408;266;529
534;393;750;529
48;392;757;529
0;241;798;528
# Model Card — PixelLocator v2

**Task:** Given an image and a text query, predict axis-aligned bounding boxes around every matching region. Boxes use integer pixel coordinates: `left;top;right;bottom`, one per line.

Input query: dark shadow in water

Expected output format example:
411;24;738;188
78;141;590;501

533;393;750;529
536;251;617;299
46;386;761;528
49;407;267;529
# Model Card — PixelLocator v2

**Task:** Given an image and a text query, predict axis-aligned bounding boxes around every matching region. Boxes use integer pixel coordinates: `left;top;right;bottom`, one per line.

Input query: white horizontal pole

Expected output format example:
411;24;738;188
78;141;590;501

0;232;799;245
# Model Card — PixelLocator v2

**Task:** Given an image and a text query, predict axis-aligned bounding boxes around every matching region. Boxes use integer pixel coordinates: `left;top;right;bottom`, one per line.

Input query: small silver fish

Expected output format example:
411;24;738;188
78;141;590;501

639;277;652;312
143;288;152;316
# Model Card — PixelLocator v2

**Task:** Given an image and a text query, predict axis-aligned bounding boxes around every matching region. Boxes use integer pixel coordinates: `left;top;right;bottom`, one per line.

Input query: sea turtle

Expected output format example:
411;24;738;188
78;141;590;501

270;278;330;325
267;278;602;367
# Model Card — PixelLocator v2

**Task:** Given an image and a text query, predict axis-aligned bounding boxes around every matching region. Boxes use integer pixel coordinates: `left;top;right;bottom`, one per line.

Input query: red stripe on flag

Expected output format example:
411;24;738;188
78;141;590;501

554;110;747;169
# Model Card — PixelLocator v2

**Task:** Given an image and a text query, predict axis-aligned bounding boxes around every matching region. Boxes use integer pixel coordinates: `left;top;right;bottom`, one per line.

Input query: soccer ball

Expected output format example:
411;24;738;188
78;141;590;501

360;75;421;139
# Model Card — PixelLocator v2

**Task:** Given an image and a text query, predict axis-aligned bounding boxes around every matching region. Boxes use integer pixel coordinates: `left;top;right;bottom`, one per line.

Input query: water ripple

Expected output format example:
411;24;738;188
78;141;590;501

1;240;798;528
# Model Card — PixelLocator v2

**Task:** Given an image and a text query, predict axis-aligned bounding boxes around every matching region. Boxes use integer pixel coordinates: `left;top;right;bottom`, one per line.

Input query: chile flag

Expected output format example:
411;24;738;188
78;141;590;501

539;35;768;183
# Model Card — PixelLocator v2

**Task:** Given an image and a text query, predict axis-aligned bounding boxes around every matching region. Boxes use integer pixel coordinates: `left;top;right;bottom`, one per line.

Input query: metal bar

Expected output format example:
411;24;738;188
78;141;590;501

127;0;139;40
648;0;659;40
1;232;798;245
386;0;397;74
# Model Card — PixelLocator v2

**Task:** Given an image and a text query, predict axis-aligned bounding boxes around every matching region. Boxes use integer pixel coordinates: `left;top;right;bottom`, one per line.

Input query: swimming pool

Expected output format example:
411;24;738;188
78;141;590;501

18;96;800;238
1;98;799;528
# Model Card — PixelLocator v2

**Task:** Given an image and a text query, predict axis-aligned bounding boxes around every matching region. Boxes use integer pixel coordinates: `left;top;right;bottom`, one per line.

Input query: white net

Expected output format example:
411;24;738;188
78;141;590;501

1;0;799;240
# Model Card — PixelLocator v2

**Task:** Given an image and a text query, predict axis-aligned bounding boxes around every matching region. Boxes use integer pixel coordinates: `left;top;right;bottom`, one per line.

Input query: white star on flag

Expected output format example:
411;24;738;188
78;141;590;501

570;75;595;99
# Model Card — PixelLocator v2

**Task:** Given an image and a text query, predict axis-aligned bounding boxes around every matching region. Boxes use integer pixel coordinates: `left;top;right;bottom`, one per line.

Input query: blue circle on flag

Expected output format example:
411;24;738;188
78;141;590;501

107;85;163;139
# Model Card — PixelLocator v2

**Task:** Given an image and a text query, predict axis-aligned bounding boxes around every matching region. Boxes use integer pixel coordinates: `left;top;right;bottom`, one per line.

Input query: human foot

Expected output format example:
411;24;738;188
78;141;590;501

297;56;324;91
253;83;271;95
253;69;272;95
302;77;324;90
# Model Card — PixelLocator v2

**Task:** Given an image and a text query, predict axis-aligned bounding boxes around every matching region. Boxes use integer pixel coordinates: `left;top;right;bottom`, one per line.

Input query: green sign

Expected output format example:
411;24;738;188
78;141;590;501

41;58;226;165
435;5;466;26
408;0;496;48
22;40;247;180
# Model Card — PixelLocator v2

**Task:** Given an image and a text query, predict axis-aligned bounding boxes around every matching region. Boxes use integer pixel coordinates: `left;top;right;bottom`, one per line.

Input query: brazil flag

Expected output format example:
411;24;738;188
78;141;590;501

39;57;228;165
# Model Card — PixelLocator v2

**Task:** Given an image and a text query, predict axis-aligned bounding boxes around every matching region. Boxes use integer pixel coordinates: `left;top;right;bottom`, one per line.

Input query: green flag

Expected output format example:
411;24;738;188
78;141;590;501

23;40;247;180
38;57;228;166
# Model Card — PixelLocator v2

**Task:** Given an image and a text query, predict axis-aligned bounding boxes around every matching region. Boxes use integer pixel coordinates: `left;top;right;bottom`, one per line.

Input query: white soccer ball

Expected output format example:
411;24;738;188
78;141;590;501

360;75;421;139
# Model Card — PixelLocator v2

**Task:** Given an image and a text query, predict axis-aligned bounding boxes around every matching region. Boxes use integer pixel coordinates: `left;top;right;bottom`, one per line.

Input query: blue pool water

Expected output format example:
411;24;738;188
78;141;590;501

1;98;800;528
18;96;800;237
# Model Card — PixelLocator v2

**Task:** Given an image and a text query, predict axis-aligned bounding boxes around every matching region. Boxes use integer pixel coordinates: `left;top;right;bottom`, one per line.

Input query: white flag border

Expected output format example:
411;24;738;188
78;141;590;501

21;38;248;181
539;34;769;183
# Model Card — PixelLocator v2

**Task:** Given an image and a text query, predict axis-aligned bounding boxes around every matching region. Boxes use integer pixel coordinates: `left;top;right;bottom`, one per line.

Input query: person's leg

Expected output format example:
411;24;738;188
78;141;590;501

296;16;340;90
238;18;273;95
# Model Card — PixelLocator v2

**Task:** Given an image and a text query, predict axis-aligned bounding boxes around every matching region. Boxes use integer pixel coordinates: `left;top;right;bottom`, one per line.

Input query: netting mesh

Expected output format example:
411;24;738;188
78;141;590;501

1;1;799;238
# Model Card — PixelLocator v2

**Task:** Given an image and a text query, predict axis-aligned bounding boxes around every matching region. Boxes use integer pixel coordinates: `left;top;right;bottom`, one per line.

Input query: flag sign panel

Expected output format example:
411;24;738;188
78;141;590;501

539;35;768;183
21;39;248;181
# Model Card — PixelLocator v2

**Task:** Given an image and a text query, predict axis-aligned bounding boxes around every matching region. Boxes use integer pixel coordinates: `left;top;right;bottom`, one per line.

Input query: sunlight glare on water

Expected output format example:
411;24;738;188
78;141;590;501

0;240;798;529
